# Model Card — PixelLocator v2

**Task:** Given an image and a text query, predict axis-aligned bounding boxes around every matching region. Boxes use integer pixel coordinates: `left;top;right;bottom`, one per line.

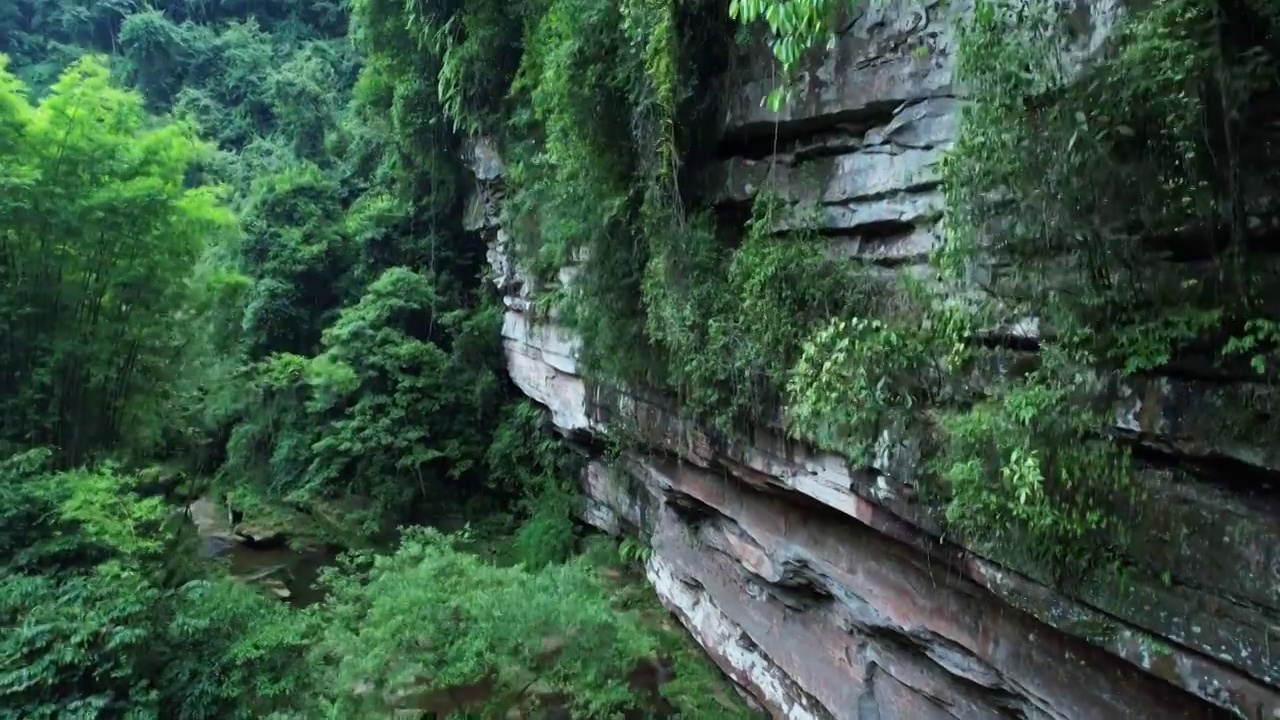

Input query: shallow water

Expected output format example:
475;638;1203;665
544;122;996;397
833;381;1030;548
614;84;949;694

222;541;337;607
185;497;338;607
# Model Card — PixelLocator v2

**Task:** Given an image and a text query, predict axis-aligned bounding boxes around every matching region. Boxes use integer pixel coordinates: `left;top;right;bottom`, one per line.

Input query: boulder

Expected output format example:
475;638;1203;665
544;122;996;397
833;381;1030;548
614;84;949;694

232;523;289;549
186;497;236;558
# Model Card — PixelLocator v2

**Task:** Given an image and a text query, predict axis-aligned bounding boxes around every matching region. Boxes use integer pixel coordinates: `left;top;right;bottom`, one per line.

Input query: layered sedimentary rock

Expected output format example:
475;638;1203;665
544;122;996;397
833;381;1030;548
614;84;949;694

465;0;1280;717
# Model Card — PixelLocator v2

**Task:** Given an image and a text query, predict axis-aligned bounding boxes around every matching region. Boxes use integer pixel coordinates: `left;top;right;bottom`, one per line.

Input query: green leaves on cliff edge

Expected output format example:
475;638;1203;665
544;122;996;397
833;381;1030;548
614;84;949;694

729;0;852;111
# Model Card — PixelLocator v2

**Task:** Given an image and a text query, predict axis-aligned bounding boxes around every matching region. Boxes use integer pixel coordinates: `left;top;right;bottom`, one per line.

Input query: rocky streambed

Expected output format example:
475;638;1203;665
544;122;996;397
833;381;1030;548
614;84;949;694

184;496;337;605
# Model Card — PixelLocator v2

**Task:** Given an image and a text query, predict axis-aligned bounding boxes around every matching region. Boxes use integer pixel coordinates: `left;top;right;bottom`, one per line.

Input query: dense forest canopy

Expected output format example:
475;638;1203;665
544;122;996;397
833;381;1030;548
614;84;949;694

5;0;1278;714
0;0;758;717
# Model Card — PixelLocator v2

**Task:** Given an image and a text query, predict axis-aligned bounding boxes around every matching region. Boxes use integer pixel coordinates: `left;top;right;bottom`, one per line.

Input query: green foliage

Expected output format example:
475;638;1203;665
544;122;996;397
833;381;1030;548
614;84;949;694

117;8;190;105
0;452;315;720
1;568;163;719
618;536;652;565
0;55;234;467
224;266;508;525
413;0;857;442
0;567;316;720
1223;317;1280;376
174;0;524;533
0;448;156;573
238;164;354;358
312;527;657;718
500;0;665;384
729;0;852;110
931;357;1135;579
158;579;316;718
508;479;581;568
919;0;1280;577
646;197;873;431
788;315;933;463
487;0;734;392
0;0;140;90
0;5;763;720
487;401;584;567
578;535;759;720
307;267;503;502
400;0;529;134
765;0;1280;584
57;464;171;562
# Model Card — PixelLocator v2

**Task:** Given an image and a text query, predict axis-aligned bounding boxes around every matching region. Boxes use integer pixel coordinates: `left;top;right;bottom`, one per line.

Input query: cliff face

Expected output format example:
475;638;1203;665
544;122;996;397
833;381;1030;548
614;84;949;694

466;2;1280;718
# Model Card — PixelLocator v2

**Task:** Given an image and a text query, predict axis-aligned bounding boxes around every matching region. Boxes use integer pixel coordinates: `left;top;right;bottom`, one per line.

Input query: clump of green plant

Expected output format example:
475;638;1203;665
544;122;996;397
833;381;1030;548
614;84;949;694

1223;318;1280;376
312;526;660;718
744;0;1280;582
926;0;1280;578
0;446;317;720
618;536;652;565
941;0;1278;367
786;280;973;464
643;195;874;433
486;401;586;568
932;361;1135;582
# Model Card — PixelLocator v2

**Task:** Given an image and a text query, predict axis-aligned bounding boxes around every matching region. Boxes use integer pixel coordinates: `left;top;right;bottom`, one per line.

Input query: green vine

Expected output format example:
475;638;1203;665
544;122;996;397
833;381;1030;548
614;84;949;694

728;0;855;110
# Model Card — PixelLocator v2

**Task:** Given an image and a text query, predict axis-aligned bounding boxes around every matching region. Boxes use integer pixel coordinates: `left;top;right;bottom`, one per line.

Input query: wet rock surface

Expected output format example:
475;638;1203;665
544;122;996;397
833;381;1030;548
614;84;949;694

231;522;288;549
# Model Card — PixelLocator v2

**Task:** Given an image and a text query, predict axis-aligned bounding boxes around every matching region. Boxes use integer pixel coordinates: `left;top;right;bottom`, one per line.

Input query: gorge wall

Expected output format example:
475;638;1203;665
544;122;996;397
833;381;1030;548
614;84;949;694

465;1;1280;718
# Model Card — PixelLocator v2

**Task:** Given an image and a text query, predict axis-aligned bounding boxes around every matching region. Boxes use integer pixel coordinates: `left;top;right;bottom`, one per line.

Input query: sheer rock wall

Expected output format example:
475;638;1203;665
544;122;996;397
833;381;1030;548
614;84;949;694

464;0;1280;716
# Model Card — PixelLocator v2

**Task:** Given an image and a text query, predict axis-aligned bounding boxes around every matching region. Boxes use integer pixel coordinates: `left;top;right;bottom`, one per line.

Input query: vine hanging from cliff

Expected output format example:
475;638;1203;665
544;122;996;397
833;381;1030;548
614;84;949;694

729;0;850;109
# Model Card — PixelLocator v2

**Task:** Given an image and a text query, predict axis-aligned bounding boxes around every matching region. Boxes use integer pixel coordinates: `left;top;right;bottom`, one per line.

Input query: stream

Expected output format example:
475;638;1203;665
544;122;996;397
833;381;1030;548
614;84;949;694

185;497;337;606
